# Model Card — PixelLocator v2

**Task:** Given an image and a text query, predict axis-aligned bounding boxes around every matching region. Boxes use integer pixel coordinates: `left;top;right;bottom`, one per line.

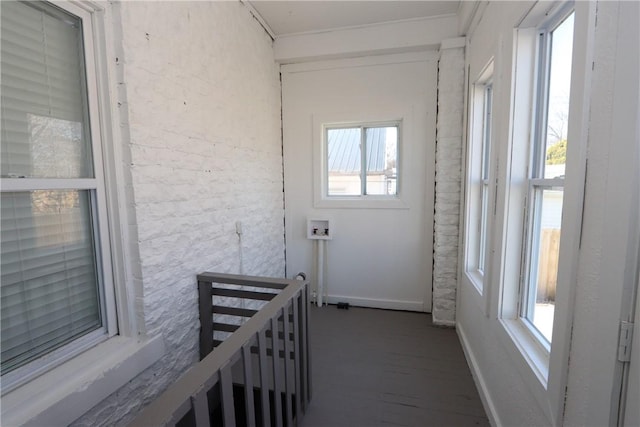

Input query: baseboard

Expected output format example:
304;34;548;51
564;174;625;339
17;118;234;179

457;322;501;427
323;294;426;312
432;317;456;327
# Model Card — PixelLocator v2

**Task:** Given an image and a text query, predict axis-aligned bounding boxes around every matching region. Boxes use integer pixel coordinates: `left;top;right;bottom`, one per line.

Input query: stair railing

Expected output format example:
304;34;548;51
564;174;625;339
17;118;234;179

129;272;311;427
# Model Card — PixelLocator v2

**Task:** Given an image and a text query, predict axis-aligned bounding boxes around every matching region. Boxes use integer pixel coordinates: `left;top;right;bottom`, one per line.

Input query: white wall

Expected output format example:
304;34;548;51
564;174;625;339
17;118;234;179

457;1;640;426
72;2;285;425
562;1;640;424
282;52;437;312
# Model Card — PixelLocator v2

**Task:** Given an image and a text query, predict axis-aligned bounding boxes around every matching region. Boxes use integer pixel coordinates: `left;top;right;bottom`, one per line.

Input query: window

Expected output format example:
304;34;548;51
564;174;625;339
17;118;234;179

501;5;575;355
464;62;493;293
325;123;399;197
520;10;574;344
479;85;492;275
1;1;116;387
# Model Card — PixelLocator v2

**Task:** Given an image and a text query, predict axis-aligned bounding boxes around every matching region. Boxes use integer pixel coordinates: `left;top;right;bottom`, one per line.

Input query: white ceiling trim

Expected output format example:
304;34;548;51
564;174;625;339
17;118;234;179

273;12;458;39
240;0;276;40
274;13;459;64
281;50;439;74
248;1;461;37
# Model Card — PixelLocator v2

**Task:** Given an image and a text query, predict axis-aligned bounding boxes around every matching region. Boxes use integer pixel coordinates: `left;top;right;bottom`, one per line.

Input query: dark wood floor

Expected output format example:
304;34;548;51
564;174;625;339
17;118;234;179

300;305;489;427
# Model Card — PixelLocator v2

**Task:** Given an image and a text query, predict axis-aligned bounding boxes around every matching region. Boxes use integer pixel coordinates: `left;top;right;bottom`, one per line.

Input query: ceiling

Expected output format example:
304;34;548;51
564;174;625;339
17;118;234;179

248;1;461;36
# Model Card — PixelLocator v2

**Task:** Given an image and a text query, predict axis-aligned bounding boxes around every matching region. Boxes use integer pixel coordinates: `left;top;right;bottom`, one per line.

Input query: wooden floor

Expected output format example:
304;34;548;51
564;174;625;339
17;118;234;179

300;305;489;427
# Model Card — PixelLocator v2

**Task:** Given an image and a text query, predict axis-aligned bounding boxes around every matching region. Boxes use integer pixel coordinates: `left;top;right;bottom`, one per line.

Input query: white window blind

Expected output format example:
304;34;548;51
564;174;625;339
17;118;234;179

1;1;105;375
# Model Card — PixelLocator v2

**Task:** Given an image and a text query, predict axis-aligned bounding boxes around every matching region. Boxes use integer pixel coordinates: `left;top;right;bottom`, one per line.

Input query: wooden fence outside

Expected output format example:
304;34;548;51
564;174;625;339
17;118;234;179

536;228;561;302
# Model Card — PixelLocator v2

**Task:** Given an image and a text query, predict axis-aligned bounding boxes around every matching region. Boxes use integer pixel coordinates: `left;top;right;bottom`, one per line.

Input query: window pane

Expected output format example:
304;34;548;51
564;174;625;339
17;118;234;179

526;187;563;342
365;126;397;196
478;84;493;274
0;1;93;179
543;13;574;179
1;190;101;374
478;182;489;273
327;128;361;196
481;85;492;181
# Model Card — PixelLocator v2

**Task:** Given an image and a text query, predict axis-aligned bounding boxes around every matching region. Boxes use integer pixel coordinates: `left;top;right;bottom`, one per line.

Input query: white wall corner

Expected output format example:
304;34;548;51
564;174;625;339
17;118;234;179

441;37;466;50
457;1;481;36
440;37;466;60
240;0;276;40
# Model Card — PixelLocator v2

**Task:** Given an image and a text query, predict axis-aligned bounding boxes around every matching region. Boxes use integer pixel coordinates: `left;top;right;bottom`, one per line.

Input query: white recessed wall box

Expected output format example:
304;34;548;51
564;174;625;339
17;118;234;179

307;218;332;240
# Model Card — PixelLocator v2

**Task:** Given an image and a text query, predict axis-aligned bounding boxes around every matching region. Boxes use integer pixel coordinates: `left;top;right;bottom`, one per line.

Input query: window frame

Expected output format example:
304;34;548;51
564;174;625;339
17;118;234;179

0;0;119;391
496;2;584;394
479;83;492;275
313;114;409;210
463;60;494;296
323;121;401;199
2;1;164;425
519;6;574;349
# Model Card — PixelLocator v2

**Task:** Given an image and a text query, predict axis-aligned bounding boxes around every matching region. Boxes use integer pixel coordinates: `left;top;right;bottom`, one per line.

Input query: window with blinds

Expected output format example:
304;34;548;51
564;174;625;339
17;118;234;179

1;1;110;378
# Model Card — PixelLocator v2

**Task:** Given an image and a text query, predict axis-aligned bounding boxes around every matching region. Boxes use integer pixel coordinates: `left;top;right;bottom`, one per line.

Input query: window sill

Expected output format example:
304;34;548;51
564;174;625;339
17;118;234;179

1;334;165;426
500;318;550;388
465;270;484;295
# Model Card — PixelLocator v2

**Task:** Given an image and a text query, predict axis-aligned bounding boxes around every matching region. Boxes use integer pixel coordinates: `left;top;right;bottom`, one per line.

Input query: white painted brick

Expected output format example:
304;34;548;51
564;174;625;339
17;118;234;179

434;224;460;236
433;45;465;326
433;287;457;301
436;145;463;161
71;2;284;426
436;136;463;147
435;181;461;193
436;191;462;204
435;166;462;181
435;234;460;247
434;276;458;289
436;115;463;136
434;213;461;227
435;201;460;214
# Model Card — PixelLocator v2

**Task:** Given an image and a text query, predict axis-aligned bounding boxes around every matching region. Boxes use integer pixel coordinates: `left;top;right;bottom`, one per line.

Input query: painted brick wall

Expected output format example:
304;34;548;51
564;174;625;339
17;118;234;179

433;45;465;325
72;2;284;425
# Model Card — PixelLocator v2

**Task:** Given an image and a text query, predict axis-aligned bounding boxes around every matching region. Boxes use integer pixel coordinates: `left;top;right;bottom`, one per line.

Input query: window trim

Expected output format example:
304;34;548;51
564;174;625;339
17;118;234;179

519;6;574;347
463;59;494;297
312;112;410;210
55;0;139;337
496;3;589;404
323;121;401;199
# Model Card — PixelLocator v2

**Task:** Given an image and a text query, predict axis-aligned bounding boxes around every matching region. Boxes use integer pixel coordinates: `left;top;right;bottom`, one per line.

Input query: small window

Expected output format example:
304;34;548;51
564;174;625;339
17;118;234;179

1;0;116;386
479;84;493;275
464;62;493;293
520;10;574;344
325;123;399;197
